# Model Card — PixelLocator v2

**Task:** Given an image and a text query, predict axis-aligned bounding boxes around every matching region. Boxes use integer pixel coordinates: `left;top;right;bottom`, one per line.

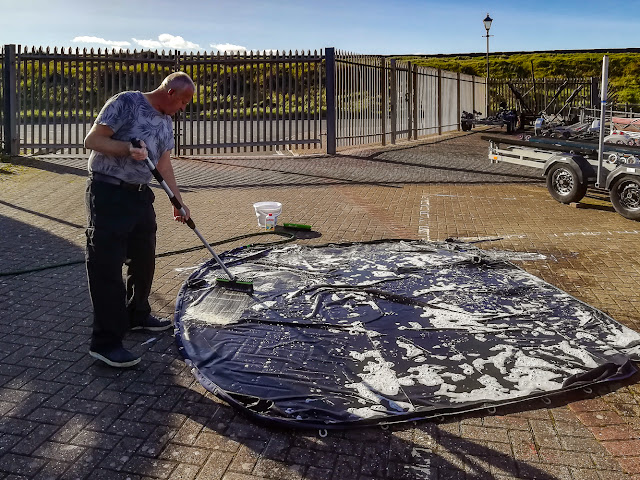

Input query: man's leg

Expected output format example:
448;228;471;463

126;190;158;327
85;181;131;351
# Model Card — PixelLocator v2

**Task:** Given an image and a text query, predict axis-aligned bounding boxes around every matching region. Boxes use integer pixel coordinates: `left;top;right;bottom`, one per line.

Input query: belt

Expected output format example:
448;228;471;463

91;172;148;192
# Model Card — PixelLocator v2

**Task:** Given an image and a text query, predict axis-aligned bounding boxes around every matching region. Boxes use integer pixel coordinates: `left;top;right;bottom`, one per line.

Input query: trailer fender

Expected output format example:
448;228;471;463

543;153;595;184
605;164;640;190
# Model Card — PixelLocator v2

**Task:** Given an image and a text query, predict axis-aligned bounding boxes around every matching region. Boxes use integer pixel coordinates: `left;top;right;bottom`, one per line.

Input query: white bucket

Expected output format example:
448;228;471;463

253;201;282;227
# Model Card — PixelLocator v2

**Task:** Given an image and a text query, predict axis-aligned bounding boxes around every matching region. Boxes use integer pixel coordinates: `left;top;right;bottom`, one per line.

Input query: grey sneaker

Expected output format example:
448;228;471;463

89;346;141;368
131;315;173;332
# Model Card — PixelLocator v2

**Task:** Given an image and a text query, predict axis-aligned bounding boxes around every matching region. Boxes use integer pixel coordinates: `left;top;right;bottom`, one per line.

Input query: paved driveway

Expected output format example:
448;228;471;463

1;130;639;479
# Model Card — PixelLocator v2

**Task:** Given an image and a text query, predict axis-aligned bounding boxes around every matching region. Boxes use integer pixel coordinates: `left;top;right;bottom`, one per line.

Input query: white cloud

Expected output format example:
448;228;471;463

132;34;200;51
210;43;248;53
132;38;163;49
72;36;131;47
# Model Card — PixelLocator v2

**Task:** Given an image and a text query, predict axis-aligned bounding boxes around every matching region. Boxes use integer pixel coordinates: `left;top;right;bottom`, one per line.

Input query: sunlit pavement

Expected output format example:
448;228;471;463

1;129;640;479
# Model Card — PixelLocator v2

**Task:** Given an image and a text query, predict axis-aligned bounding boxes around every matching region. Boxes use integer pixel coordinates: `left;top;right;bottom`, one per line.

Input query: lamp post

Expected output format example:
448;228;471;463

483;13;493;116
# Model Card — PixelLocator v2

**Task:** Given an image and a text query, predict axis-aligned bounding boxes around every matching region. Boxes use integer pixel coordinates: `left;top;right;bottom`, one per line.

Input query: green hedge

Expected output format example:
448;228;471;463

396;52;640;104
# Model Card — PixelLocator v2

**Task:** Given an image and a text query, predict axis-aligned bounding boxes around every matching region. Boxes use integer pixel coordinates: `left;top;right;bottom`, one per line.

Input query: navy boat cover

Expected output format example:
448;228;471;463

174;240;640;428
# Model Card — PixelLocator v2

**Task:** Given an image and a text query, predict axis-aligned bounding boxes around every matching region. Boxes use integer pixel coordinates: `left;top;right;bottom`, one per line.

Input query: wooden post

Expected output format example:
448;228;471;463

325;47;336;154
3;44;18;155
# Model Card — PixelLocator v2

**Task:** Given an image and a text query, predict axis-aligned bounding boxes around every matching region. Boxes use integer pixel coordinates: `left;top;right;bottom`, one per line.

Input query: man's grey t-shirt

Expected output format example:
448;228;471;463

87;91;175;184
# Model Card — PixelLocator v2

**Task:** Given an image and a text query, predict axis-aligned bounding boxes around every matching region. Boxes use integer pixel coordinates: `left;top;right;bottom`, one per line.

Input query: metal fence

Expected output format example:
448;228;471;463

3;44;607;157
11;46;177;155
333;51;486;149
2;45;323;155
490;77;595;118
178;50;323;154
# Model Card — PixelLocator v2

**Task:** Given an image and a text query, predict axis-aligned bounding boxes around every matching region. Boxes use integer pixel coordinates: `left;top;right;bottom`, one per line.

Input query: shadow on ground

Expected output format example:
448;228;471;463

0;212;580;479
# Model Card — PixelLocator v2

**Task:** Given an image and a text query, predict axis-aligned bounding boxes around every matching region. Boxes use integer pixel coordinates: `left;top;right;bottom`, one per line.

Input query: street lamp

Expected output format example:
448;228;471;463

483;13;493;116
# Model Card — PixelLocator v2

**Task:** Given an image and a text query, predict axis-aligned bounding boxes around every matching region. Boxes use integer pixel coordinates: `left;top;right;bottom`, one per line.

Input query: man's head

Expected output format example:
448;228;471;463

156;72;195;116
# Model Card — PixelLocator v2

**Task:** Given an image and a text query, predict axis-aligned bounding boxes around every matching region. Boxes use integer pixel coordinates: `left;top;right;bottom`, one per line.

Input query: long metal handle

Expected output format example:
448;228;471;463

596;56;609;188
131;139;235;279
190;227;234;279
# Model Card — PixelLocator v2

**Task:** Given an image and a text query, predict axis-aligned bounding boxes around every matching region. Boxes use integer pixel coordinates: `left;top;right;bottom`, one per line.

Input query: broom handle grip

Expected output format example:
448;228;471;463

131;139;195;229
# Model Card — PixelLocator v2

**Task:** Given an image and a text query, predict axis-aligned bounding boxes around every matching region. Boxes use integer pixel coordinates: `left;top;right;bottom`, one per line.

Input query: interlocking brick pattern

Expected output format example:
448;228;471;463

1;130;640;479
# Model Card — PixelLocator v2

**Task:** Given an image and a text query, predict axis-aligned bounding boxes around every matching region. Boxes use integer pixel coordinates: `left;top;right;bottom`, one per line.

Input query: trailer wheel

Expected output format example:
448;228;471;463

610;175;640;221
546;164;587;204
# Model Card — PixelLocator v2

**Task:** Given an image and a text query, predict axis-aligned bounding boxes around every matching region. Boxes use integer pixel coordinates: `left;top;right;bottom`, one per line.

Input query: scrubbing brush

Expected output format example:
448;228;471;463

132;139;253;294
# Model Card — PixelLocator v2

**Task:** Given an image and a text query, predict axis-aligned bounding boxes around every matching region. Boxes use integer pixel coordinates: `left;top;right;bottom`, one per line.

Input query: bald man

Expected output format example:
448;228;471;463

84;72;195;367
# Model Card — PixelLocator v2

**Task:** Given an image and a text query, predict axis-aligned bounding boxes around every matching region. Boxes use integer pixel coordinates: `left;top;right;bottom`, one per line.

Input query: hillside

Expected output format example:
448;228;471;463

395;52;640;104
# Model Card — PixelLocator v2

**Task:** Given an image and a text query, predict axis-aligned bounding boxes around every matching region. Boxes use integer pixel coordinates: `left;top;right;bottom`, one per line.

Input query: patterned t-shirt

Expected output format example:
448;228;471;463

87;91;175;184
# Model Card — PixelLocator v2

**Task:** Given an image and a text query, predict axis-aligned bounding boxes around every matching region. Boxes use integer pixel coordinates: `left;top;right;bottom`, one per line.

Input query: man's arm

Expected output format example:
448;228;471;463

84;124;147;161
156;151;191;222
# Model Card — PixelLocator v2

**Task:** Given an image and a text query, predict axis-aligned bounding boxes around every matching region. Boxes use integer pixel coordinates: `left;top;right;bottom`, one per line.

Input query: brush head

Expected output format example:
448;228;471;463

282;222;312;231
216;276;254;294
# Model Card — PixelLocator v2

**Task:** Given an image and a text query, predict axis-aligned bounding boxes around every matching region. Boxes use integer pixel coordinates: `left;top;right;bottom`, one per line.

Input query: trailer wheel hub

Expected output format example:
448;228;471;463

620;181;640;209
552;168;573;194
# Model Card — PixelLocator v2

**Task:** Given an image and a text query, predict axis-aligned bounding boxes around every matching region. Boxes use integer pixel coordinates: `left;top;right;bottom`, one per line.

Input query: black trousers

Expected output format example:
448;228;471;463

85;179;157;350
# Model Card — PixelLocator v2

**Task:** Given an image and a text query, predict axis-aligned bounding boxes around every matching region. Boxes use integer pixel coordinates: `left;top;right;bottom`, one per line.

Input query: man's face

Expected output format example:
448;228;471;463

164;87;194;116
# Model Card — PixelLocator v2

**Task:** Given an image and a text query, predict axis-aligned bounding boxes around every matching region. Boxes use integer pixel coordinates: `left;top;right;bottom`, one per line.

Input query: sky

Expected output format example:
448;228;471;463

1;0;638;56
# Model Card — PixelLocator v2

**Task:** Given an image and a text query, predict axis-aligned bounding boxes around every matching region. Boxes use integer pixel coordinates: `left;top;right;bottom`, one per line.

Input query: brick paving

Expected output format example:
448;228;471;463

1;130;640;479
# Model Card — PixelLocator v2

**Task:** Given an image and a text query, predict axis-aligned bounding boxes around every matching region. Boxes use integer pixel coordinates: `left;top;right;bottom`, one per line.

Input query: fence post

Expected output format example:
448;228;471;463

2;44;17;155
390;59;397;144
407;62;413;140
472;76;476;114
325;47;336;155
174;50;182;156
437;69;442;136
380;57;386;146
590;76;599;108
412;64;418;140
456;72;461;131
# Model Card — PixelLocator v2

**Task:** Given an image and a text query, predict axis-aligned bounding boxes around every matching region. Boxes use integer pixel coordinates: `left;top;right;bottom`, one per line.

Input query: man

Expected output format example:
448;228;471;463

84;72;195;368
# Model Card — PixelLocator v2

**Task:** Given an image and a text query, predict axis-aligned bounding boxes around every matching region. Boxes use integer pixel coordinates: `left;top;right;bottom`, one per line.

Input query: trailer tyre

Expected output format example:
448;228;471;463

546;164;587;204
610;175;640;221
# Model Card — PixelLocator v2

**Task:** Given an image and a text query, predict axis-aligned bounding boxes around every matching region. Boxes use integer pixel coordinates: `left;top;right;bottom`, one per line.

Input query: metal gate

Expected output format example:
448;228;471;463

333;51;487;150
490;77;595;117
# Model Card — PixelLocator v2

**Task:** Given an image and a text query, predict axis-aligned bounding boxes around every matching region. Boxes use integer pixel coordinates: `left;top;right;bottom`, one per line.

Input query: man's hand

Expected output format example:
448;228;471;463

156;151;190;223
173;204;191;223
129;140;148;161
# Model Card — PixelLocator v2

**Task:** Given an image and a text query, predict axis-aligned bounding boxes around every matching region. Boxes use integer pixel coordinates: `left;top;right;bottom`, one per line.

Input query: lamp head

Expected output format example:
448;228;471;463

483;13;493;32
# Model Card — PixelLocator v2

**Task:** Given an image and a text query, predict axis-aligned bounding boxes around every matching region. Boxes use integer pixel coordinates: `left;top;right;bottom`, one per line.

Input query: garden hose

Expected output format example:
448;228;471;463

0;230;296;277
